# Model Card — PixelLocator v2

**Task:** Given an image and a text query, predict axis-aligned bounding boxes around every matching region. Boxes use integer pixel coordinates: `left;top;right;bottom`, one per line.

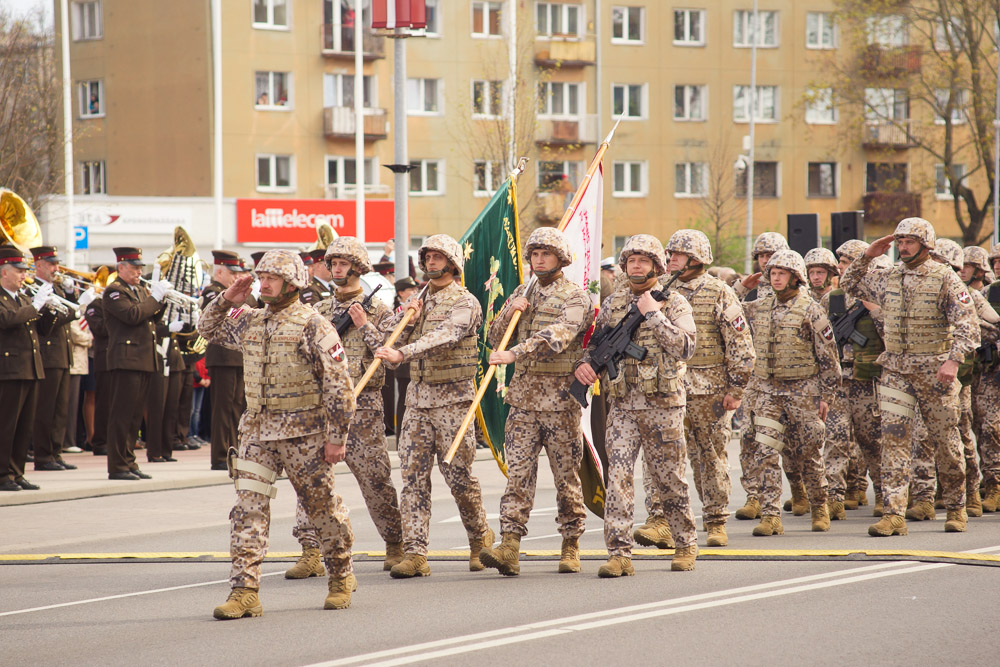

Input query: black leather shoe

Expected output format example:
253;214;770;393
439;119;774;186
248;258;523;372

57;460;78;470
93;448;107;456
147;457;166;463
211;462;228;471
0;479;22;491
163;456;178;462
109;471;139;481
34;461;65;471
15;477;40;490
131;469;152;479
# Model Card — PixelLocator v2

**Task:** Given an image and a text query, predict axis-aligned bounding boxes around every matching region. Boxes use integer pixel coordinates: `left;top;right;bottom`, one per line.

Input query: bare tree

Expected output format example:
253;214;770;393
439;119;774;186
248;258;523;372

684;139;746;270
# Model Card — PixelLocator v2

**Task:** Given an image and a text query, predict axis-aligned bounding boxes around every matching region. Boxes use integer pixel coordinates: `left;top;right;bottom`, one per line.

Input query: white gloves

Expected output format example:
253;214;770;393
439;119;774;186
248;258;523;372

31;283;53;310
251;280;261;299
60;274;76;291
151;279;173;302
78;287;97;308
168;320;185;333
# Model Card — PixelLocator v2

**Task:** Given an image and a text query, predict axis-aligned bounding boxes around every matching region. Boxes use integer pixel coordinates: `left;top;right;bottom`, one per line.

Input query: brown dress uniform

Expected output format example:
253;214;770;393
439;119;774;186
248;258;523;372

201;280;249;468
84;299;111;455
31;279;78;468
144;323;186;461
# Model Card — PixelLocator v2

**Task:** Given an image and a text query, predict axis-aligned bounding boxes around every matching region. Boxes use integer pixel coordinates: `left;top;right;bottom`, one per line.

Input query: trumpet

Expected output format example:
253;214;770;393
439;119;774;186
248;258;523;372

22;278;80;316
57;265;112;291
139;277;202;308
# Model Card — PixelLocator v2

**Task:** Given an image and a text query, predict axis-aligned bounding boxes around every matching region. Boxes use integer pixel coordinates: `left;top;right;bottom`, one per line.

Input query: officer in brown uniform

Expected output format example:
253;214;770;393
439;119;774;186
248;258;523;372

144;316;186;463
478;227;595;576
374;234;493;579
309;248;333;300
200;249;357;618
298;251;325;306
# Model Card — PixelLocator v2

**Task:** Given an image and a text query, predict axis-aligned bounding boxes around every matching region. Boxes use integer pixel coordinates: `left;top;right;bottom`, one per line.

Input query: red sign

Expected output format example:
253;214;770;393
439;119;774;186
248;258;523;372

372;0;426;29
236;199;395;244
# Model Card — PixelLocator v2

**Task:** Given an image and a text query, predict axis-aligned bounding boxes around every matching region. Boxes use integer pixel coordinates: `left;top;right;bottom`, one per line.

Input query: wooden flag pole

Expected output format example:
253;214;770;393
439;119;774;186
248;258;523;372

353;283;429;399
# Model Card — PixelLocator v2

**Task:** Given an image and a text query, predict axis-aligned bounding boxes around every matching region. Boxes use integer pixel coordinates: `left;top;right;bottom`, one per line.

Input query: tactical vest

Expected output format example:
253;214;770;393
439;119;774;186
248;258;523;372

603;290;682;398
753;293;819;380
243;304;322;414
410;286;479;383
685;279;725;368
829;289;884;381
332;298;384;391
882;264;953;355
517;280;585;375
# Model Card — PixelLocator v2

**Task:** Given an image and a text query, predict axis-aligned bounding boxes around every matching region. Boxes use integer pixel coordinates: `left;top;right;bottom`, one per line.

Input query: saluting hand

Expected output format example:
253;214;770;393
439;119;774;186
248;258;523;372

742;272;762;290
866;235;895;257
223;274;254;306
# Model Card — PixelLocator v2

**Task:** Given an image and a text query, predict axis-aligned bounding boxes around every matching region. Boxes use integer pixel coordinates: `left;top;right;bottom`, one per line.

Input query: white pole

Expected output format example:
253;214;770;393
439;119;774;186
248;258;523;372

594;0;601;147
354;0;365;242
744;0;758;274
507;0;516;172
994;16;1000;245
59;0;75;267
212;0;223;249
393;35;409;279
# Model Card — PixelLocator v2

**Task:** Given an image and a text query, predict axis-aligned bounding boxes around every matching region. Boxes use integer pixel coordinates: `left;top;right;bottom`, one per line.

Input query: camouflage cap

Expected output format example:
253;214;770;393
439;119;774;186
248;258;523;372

254;249;309;289
753;232;789;258
894;217;936;249
619;234;667;276
665;229;714;265
804;247;839;273
964;245;990;274
932;238;963;270
835;239;870;263
324;236;372;275
524;226;573;267
419;234;464;276
766;249;808;285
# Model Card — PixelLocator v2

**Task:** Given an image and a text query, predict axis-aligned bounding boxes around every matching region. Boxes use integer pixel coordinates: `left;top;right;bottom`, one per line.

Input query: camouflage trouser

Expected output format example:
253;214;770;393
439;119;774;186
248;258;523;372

605;403;696;556
739;390;764;500
848;379;882;497
879;369;965;516
230;432;353;588
397;402;488;555
823;385;853;502
960;383;981;498
751;392;828;517
292;404;403;549
973;373;1000;486
499;407;586;538
910;382;979;502
825;379;882;500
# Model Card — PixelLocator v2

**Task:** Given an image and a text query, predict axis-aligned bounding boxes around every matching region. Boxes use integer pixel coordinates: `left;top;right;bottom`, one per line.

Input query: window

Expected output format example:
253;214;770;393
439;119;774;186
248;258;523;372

323;73;375;108
864;88;909;121
474;160;504;196
472;1;502;37
806;12;836;49
808;162;837;197
675;162;707;197
936;163;967;199
866;15;906;46
674;9;705;46
421;0;440;36
538;160;584;192
934;88;967;124
865;162;908;193
409;159;444;195
536;2;582;38
538;81;581;117
733;85;778;122
326;156;376;193
80;160;105;194
472;80;505;118
934;18;964;51
253;0;288;29
805;88;836;124
674;85;706;121
323;0;373;51
612;6;644;43
255;72;291;108
72;1;102;40
613;161;646;197
735;161;778;197
256;154;294;191
734;10;777;47
406;78;441;114
78;80;104;118
612;83;645;119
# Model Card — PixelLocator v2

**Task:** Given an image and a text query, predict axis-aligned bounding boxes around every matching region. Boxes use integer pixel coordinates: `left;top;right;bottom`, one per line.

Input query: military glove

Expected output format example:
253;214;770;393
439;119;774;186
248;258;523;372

151;279;173;302
77;287;97;308
168;320;185;333
31;282;53;310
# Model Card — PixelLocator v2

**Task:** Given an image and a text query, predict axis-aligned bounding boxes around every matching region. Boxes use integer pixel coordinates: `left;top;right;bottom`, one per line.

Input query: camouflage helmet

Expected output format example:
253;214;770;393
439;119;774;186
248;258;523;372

765;249;808;285
989;242;1000;262
752;232;789;258
932;238;963;270
893;217;936;249
419;234;464;276
964;246;990;275
835;239;870;263
324;236;372;275
254;249;309;290
803;247;839;274
619;234;667;276
523;226;573;267
665;229;714;265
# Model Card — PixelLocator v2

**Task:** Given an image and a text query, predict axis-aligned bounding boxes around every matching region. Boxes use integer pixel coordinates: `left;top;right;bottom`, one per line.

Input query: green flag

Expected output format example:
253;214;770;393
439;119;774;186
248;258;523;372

459;176;524;476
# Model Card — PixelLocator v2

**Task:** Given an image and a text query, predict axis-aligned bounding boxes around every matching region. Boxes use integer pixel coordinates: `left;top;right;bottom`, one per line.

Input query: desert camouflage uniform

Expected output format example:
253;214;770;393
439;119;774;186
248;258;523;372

976;278;1000;510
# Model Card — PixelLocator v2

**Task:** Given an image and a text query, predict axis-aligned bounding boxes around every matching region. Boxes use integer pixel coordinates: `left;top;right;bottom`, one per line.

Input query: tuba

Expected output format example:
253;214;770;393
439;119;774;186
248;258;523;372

306;222;338;252
0;190;44;252
158;226;208;355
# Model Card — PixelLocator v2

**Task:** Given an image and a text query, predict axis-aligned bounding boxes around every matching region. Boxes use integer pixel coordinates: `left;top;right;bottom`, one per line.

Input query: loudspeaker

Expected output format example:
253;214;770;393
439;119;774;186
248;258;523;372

787;214;820;256
830;211;865;253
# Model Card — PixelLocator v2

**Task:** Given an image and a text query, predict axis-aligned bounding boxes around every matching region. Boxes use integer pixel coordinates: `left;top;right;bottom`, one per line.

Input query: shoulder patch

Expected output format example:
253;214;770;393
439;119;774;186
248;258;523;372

227;307;245;319
318;331;338;353
821;324;834;342
108;292;121;300
722;302;742;321
730;314;747;332
958;290;971;305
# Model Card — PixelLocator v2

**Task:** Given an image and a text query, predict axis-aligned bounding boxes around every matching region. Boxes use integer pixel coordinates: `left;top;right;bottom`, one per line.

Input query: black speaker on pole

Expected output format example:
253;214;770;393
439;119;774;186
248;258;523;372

830;210;865;253
787;213;820;256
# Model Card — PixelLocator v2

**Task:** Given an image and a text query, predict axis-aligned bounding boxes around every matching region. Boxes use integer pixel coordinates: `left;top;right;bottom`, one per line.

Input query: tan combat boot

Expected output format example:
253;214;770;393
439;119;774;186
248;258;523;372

735;497;761;520
706;522;728;547
788;483;809;516
981;484;1000;513
934;483;945;510
389;553;431;578
752;515;784;536
285;547;325;579
597;555;635;578
905;500;936;521
944;508;968;532
856;488;869;507
868;514;907;537
213;587;262;620
480;532;520;576
633;516;675;549
873;493;884;517
469;527;496;572
811;503;831;532
671;545;698;571
843;488;859;511
967;489;983;518
558;537;581;573
383;542;404;571
324;573;357;610
828;499;846;521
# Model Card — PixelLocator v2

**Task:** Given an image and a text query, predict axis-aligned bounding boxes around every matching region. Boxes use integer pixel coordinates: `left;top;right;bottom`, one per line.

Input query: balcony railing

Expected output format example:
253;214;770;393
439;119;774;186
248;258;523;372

324;183;392;199
535;115;598;145
323;106;388;140
862;120;916;149
321;24;385;59
861;45;921;77
863;191;922;226
535;36;596;67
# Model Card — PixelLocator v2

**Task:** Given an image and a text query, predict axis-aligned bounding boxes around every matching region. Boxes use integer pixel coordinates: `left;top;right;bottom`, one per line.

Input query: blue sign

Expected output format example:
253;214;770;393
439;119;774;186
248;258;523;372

73;226;89;250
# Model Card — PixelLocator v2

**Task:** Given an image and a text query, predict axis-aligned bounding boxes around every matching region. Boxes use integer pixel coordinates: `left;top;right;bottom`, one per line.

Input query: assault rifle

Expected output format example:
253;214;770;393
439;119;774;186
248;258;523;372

830;296;869;349
333;285;381;338
569;269;683;408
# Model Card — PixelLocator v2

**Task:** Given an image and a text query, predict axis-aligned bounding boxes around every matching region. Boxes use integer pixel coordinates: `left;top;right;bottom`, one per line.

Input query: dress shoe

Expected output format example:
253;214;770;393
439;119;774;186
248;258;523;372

185;437;203;450
15;477;40;490
131;468;152;479
163;456;178;462
148;457;166;463
135;439;146;450
0;479;22;491
211;462;228;471
92;447;107;456
57;460;77;470
35;461;66;472
26;451;34;462
64;446;84;453
109;471;139;481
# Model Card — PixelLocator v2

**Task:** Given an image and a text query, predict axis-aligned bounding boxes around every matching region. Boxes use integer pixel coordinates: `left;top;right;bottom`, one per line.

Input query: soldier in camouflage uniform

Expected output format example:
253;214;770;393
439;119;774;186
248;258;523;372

635;230;754;549
841;218;980;535
374;234;494;578
198;250;357;619
284;237;404;578
575;234;699;576
477;227;594;576
978;243;1000;512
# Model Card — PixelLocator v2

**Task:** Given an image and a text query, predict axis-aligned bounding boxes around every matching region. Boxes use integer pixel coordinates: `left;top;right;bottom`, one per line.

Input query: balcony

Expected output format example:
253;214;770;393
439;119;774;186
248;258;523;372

861;45;921;78
321;24;385;59
862;121;916;149
535;115;598;146
863;191;921;226
324;183;392;199
323;107;389;140
535;36;596;68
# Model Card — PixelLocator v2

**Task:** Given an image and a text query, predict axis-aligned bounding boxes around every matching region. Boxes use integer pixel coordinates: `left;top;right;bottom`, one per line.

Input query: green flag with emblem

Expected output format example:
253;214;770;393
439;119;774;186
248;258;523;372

459;176;524;476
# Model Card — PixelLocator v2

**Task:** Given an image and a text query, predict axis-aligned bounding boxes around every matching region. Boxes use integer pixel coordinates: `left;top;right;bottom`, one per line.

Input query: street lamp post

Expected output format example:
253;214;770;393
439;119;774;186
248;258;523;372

744;0;758;275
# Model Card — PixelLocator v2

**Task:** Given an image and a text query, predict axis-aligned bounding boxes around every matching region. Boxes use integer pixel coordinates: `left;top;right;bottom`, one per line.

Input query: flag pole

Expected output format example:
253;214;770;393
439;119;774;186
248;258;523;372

442;120;622;464
352;283;430;398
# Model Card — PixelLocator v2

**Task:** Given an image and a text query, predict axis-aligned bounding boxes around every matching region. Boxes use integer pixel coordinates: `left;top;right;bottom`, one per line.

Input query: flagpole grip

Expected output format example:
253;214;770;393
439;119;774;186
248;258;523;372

354;305;418;399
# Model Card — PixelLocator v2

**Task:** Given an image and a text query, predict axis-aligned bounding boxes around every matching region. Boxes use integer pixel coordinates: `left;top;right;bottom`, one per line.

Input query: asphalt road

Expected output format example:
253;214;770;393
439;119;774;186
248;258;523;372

3;439;1000;666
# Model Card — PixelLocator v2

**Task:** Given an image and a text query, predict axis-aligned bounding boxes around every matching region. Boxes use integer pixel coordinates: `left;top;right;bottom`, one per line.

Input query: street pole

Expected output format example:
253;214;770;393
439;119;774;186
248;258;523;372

355;0;365;242
393;34;408;278
507;0;516;172
212;0;223;249
744;0;758;274
994;18;1000;245
59;0;75;267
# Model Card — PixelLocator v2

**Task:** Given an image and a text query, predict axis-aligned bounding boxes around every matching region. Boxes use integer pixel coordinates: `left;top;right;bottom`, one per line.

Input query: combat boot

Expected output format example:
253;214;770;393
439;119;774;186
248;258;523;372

828;499;846;521
469;527;495;572
390;553;431;578
671;544;698;571
480;532;520;576
934;483;945;510
597;555;635;578
735;497;761;520
811;503;831;532
383;542;404;571
868;514;907;537
790;483;810;515
213;587;262;620
706;522;728;547
752;515;784;536
873;493;884;517
856;488;869;507
944;508;968;533
967;489;983;518
323;573;357;610
905;500;936;521
982;484;1000;512
843;487;859;510
284;547;325;579
633;516;674;549
558;537;581;573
